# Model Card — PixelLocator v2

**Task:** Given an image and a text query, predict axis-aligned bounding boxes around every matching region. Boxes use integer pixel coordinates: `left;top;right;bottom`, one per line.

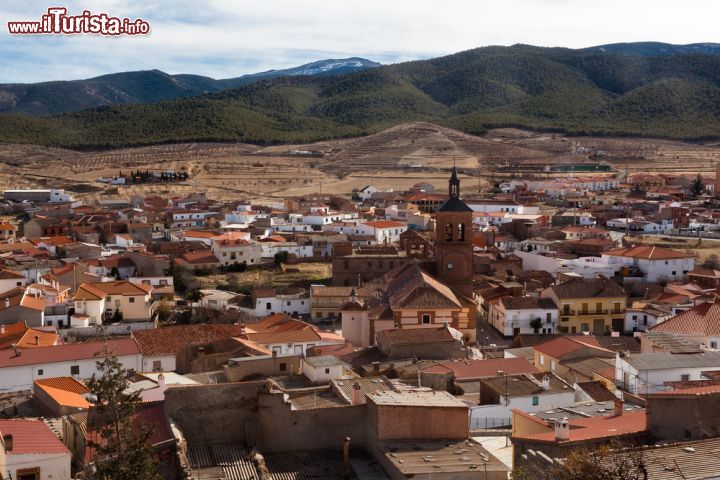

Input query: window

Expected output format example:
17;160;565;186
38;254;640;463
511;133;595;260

643;315;648;326
445;223;453;241
421;314;431;324
681;374;690;381
152;360;162;371
71;365;80;375
129;297;135;303
325;368;330;374
266;302;272;310
280;362;287;371
37;369;43;376
532;396;539;406
287;301;291;306
457;223;465;241
711;341;718;349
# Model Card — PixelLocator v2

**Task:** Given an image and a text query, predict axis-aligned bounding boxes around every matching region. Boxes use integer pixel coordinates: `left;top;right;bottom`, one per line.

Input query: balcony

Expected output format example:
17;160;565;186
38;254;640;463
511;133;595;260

563;309;625;317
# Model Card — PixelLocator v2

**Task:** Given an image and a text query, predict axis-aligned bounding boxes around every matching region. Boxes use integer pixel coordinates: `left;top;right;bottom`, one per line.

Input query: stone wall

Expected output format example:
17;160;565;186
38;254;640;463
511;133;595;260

164;382;267;444
256;392;367;453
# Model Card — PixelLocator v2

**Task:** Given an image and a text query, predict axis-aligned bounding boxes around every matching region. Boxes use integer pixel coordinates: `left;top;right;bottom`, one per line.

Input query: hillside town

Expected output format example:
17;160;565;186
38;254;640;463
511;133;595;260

1;164;720;478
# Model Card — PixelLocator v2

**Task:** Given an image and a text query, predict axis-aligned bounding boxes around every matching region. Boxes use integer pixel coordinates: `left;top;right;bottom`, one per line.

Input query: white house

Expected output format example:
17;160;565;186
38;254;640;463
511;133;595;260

0;419;72;480
606;218;672;233
302;355;346;383
615;350;720;395
260;242;313;259
468;373;575;429
357;220;408;243
466;200;539;215
0;270;26;292
357;185;379;201
211;234;262;267
488;296;558;336
251;290;311;317
600;246;695;283
624;302;673;332
0;338;142;392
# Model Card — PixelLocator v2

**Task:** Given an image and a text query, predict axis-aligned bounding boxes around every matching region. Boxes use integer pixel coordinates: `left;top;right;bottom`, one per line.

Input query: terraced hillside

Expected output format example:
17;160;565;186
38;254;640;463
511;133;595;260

0;123;718;202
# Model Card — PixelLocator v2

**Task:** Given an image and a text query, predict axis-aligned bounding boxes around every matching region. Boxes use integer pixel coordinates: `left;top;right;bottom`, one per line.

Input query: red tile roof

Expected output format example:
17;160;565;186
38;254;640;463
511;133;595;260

649;302;720;336
35;376;88;394
362;220;406;229
132;324;246;356
603;245;694;260
534;336;611;359
0;338;139;368
16;328;59;348
652;385;720;396
513;411;647;443
0;419;70;454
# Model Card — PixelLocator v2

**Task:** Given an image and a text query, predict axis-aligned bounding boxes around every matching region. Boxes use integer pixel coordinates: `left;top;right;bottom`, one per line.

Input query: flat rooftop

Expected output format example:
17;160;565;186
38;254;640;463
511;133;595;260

531;399;645;422
379;439;508;476
367;390;467;408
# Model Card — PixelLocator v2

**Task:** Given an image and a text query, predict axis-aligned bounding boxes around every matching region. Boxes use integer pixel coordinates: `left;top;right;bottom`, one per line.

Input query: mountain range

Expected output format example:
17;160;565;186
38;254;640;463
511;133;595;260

0;58;381;115
4;43;720;148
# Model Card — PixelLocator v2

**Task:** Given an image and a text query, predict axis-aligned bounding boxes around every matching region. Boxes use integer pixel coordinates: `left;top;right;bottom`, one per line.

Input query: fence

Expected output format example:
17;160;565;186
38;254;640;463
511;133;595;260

469;416;512;430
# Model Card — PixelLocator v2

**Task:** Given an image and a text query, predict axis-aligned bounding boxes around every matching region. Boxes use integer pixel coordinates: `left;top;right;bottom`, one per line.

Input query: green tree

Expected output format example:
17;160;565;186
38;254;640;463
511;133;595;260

530;318;543;333
85;349;162;480
691;173;704;196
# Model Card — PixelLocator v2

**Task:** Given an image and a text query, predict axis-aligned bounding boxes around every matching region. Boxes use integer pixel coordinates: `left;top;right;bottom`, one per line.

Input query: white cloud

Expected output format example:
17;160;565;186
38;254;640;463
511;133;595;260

1;0;719;82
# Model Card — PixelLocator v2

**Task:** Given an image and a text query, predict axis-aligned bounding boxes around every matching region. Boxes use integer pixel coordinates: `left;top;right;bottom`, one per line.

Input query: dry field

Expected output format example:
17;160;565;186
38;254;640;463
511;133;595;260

1;122;720;202
630;235;720;264
196;262;331;291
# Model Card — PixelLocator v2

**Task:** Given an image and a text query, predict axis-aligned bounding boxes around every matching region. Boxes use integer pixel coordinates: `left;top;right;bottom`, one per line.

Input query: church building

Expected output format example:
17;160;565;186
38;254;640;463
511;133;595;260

341;167;478;346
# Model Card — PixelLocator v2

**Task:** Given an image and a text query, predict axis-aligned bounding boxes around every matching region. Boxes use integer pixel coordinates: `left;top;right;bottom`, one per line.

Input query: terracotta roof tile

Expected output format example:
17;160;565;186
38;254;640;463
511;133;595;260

132;324;246;356
513;411;646;443
534;336;610;359
603;245;694;260
0;338;139;368
649;302;720;336
0;419;70;454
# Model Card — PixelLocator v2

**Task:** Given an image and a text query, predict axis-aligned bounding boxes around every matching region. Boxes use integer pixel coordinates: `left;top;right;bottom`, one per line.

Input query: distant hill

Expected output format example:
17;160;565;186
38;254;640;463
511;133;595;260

5;43;720;148
583;42;720;56
0;58;380;115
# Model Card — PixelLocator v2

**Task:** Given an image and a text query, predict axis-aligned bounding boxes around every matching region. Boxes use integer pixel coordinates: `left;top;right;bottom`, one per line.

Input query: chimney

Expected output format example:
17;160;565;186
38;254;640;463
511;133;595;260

157;373;165;387
411;357;417;365
614;397;624;416
351;382;363;406
197;346;205;356
239;323;247;336
372;361;380;373
541;375;551;390
4;298;8;308
342;436;351;480
554;418;570;441
3;434;12;452
34;335;39;345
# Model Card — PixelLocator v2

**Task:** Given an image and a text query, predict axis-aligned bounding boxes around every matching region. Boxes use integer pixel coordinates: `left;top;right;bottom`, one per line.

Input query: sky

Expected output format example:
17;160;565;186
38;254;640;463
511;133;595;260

1;0;719;83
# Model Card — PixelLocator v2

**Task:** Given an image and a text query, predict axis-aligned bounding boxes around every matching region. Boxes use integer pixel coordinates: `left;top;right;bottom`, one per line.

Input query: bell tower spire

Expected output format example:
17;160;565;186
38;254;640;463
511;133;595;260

449;161;460;199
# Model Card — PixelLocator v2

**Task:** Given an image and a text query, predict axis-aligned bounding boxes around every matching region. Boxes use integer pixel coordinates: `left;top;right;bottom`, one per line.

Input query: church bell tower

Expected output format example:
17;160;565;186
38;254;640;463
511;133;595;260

435;165;474;298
